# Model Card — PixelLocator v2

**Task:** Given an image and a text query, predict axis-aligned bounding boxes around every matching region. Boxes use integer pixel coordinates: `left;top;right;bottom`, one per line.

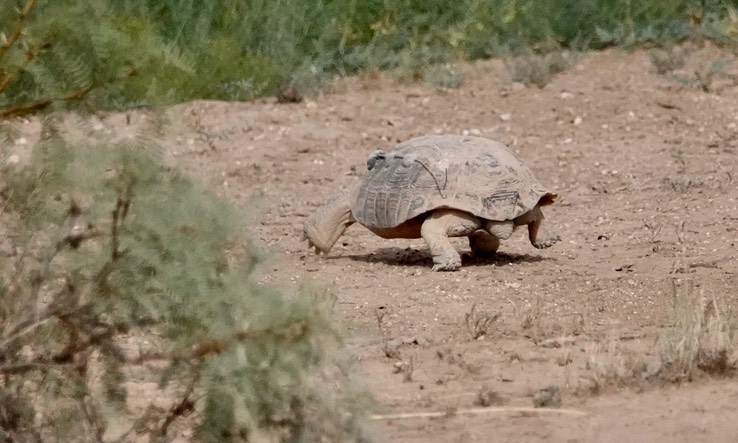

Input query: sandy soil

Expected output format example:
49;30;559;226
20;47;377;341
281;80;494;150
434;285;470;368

11;45;738;441
172;45;738;442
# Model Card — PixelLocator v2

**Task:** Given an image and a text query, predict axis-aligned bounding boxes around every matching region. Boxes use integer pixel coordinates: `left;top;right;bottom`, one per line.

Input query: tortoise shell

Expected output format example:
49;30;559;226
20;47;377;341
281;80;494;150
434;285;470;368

350;135;555;229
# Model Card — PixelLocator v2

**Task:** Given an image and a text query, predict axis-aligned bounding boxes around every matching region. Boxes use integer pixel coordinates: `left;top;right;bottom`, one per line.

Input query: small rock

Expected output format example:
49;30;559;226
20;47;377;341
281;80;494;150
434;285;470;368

6;154;20;164
499;113;512;122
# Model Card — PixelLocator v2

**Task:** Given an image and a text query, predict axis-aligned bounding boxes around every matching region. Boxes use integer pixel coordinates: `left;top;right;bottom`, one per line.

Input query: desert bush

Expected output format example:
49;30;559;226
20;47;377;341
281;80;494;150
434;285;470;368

649;47;687;75
505;51;578;88
0;120;372;441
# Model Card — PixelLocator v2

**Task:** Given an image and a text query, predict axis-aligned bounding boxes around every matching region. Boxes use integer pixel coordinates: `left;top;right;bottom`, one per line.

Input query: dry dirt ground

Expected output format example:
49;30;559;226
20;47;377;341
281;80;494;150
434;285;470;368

13;45;738;441
171;46;738;442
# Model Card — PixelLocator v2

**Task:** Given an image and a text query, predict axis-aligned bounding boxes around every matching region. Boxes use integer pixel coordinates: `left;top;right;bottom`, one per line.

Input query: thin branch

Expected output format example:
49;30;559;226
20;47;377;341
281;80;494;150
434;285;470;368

0;322;115;375
157;374;198;437
51;315;81;364
127;322;309;365
0;361;69;374
0;42;45;95
111;196;126;260
0;308;58;352
0;0;38;62
0;84;92;118
370;406;588;421
80;395;106;442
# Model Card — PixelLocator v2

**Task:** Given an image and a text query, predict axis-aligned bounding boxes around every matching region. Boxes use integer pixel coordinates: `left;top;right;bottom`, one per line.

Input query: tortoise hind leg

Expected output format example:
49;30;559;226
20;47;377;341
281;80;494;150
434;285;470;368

469;231;500;257
484;220;514;240
468;219;512;257
421;209;481;271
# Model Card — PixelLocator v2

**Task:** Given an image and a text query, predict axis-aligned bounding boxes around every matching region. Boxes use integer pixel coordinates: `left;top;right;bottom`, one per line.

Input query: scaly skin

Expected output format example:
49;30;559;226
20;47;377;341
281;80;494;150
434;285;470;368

420;209;481;271
514;205;560;249
302;189;355;254
485;220;514;239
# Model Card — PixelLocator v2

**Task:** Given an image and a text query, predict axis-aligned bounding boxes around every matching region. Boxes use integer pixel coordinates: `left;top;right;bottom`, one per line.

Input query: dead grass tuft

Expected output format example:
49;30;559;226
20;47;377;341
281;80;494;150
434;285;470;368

658;280;738;381
511;297;542;331
465;303;499;340
583;281;737;393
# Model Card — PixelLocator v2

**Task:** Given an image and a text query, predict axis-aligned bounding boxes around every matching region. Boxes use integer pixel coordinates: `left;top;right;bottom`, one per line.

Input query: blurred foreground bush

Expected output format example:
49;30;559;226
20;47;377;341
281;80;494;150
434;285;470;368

0;120;372;441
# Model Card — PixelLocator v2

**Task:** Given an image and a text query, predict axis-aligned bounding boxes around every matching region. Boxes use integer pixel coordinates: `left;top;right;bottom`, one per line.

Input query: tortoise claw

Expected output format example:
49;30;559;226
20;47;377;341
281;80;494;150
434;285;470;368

431;262;461;272
533;233;560;249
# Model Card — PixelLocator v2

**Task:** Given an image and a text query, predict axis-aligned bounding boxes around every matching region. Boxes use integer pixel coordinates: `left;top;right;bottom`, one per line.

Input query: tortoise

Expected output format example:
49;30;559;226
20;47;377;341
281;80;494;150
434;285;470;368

303;134;559;271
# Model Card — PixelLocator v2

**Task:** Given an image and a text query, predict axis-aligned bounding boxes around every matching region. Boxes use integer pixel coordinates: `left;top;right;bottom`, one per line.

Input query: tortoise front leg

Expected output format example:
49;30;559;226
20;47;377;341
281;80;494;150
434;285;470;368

517;206;560;249
421;209;481;271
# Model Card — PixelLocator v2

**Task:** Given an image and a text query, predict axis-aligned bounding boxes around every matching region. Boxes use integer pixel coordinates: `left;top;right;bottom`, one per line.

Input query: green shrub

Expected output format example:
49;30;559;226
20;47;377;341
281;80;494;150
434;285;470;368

0;122;372;441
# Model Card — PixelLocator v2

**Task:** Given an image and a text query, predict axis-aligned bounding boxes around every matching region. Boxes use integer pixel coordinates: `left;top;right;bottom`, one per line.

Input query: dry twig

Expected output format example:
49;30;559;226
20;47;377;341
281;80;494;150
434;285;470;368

371;406;587;421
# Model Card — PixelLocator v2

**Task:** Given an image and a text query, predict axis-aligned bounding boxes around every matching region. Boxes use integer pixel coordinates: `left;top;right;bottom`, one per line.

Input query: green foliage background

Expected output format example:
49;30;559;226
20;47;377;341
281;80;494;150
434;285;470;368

1;0;737;111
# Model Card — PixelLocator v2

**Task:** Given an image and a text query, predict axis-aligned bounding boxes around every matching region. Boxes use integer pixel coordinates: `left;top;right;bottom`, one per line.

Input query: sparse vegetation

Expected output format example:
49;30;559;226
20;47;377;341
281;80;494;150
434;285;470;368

422;63;464;89
583;340;652;394
651;47;738;92
659;280;738;381
583;281;737;393
393;357;415;383
512;297;542;332
465;303;500;340
649;47;687;75
506;51;579;88
475;385;505;407
693;57;738;91
533;385;562;408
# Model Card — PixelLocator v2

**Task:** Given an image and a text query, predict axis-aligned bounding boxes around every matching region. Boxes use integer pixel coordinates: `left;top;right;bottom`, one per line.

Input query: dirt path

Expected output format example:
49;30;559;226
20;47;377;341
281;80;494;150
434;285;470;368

54;45;737;441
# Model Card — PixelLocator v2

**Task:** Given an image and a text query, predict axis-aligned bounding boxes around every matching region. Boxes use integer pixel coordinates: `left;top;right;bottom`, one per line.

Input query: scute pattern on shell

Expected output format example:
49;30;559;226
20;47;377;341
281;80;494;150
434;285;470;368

350;135;553;229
